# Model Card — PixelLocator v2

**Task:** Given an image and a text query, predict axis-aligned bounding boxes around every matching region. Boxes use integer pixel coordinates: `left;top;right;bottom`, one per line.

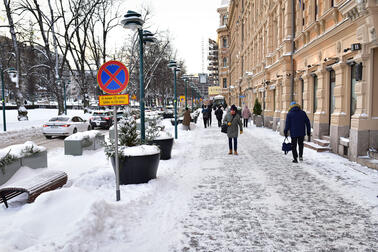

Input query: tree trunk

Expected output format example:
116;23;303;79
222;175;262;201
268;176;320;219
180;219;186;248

3;0;27;121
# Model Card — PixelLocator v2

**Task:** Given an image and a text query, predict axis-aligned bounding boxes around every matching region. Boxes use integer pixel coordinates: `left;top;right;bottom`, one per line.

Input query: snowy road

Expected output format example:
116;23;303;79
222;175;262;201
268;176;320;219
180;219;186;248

172;122;378;251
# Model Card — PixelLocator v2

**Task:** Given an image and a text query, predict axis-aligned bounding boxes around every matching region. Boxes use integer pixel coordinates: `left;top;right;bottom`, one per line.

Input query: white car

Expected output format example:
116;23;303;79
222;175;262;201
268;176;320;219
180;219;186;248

43;116;91;139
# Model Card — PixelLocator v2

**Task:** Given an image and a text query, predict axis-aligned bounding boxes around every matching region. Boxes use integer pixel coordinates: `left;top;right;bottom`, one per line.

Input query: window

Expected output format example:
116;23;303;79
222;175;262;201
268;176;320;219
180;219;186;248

273;89;276;111
223;78;227;88
313;75;318;113
222;15;228;26
223;58;228;67
331;0;334;7
223;37;228;48
315;0;318;21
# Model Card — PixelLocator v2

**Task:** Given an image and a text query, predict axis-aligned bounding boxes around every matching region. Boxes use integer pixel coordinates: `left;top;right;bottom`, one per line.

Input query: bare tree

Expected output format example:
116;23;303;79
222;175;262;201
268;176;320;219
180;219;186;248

3;0;27;120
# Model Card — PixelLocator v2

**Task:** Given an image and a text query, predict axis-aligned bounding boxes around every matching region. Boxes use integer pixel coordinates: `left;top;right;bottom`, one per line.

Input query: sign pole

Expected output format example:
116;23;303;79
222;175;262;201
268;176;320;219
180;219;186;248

114;106;120;201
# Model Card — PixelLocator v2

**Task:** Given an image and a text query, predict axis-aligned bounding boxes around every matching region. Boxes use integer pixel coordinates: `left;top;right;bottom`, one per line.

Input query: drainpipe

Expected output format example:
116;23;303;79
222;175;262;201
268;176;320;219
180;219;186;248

291;0;296;102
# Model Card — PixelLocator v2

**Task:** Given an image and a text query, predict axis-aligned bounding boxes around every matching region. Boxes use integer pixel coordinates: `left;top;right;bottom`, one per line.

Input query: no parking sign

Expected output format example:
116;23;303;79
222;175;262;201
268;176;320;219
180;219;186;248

97;60;129;94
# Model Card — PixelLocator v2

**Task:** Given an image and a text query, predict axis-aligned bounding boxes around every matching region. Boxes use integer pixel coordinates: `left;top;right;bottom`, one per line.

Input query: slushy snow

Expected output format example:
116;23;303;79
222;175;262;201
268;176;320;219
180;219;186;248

0;113;377;251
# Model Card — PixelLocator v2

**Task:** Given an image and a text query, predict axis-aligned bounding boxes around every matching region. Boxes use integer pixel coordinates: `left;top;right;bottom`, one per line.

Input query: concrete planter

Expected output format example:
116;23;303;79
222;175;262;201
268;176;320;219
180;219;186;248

64;134;104;156
0;159;22;186
255;115;263;127
21;150;48;169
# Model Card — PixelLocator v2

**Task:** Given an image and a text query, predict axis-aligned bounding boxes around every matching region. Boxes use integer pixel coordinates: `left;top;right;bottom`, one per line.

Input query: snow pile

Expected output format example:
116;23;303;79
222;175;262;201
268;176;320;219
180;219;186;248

0;141;46;159
155;131;173;140
65;130;102;141
121;145;160;156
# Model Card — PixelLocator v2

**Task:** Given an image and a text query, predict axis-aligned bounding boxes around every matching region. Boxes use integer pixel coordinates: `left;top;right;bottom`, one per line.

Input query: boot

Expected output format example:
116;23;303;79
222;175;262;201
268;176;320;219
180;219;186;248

228;150;233;155
234;151;238;155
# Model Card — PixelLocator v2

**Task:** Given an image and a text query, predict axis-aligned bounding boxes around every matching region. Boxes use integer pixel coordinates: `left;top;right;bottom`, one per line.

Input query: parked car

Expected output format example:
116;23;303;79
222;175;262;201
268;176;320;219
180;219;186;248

43;116;90;139
89;110;113;129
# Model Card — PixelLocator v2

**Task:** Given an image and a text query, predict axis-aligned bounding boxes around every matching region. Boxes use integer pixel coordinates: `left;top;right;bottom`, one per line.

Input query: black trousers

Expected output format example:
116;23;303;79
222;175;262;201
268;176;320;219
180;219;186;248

209;113;212;125
291;136;304;160
228;137;237;151
203;118;208;128
217;119;222;127
243;118;248;127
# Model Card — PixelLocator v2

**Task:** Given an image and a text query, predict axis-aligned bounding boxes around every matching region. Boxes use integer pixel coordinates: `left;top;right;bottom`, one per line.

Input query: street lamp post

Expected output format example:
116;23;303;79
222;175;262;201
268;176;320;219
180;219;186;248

122;11;155;143
168;60;180;139
0;64;6;131
63;79;67;115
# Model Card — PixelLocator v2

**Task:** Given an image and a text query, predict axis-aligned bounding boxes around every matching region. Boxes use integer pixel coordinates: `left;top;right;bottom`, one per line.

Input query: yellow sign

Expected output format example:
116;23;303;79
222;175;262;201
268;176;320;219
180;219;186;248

180;96;185;102
99;94;130;106
131;94;137;100
208;86;221;96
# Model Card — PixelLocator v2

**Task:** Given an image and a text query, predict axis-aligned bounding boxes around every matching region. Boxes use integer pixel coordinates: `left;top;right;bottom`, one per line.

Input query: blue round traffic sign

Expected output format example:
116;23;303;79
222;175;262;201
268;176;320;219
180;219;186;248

97;61;129;94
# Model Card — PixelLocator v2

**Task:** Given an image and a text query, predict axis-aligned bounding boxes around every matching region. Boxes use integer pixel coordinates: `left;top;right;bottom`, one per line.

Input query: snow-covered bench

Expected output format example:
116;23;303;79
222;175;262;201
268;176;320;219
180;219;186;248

0;170;67;208
0;142;47;186
64;130;104;156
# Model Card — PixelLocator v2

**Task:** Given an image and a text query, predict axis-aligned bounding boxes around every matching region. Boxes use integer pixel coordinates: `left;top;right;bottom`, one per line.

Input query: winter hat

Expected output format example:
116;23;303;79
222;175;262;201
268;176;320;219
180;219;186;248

290;101;297;106
231;104;237;111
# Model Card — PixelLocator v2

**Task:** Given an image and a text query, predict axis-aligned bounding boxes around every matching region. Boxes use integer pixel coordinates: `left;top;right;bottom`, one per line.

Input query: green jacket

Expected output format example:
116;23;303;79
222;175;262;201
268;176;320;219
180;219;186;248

223;112;243;138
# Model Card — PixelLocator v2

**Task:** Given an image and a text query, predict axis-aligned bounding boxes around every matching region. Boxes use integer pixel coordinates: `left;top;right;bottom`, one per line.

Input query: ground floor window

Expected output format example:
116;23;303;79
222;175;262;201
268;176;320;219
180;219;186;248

351;65;357;116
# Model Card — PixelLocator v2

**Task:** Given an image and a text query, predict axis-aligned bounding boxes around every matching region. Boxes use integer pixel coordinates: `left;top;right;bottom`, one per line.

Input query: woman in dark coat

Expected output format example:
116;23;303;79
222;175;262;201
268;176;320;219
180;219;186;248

202;105;209;128
223;105;243;155
215;106;223;127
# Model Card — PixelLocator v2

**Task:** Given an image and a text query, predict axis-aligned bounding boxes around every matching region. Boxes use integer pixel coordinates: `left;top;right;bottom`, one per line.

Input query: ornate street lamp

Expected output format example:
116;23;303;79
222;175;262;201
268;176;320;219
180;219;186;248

122;10;156;143
168;60;180;139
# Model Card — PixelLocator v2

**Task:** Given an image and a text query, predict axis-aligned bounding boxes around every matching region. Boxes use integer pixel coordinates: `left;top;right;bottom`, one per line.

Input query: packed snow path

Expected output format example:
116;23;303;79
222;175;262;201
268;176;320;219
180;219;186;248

174;122;378;251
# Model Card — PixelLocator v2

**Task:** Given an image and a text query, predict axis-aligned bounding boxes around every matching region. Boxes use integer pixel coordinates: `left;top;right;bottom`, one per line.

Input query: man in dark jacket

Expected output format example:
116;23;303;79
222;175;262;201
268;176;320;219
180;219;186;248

284;101;311;163
215;106;223;127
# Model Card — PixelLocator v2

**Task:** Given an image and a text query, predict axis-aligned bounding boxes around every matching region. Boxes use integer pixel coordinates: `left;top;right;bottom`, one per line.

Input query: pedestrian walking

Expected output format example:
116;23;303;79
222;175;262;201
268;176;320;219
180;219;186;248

215;106;224;127
223;104;243;155
242;105;251;128
208;103;213;127
182;107;191;131
284;101;311;163
202;105;209;128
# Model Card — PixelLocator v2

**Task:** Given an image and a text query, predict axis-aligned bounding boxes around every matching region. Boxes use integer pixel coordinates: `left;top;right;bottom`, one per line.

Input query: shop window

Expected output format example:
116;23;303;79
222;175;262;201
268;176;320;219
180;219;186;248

330;70;335;114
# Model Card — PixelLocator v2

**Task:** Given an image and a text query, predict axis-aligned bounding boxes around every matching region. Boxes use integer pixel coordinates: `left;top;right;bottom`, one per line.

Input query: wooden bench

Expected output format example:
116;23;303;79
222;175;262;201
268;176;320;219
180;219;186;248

0;170;67;208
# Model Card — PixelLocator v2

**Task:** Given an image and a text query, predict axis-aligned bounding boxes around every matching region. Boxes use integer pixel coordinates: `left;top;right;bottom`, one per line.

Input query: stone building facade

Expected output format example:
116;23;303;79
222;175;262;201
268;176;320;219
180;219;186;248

218;0;378;163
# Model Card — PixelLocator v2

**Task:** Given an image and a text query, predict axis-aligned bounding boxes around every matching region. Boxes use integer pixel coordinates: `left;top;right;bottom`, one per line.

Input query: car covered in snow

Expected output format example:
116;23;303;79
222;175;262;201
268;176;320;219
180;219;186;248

89;110;113;129
43;116;91;139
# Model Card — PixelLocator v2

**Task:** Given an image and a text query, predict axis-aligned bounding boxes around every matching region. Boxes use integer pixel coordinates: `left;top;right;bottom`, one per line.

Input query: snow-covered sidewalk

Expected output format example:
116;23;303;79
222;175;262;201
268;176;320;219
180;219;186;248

0;117;377;251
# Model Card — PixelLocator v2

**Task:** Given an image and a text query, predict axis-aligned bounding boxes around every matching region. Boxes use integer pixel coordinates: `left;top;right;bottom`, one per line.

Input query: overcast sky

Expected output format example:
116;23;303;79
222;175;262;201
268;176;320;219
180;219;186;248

111;0;221;74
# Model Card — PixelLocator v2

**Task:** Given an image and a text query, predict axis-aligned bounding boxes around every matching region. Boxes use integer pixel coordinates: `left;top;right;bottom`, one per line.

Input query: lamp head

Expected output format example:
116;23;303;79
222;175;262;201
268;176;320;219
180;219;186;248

143;30;156;45
168;60;177;69
121;10;144;30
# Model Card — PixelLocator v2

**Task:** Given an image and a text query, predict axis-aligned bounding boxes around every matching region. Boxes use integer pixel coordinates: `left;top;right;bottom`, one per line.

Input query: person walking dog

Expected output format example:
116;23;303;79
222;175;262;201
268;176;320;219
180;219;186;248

284;101;311;163
242;105;251;128
224;104;243;155
215;106;223;127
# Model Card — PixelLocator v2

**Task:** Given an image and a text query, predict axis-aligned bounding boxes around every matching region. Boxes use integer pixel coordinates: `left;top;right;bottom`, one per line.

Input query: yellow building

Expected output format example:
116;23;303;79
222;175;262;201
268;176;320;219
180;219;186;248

219;0;378;165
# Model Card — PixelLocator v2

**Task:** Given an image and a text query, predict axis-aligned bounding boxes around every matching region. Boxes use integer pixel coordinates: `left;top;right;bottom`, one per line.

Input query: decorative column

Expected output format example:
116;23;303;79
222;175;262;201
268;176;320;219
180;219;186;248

279;76;292;135
349;54;370;161
313;66;329;139
329;62;349;154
